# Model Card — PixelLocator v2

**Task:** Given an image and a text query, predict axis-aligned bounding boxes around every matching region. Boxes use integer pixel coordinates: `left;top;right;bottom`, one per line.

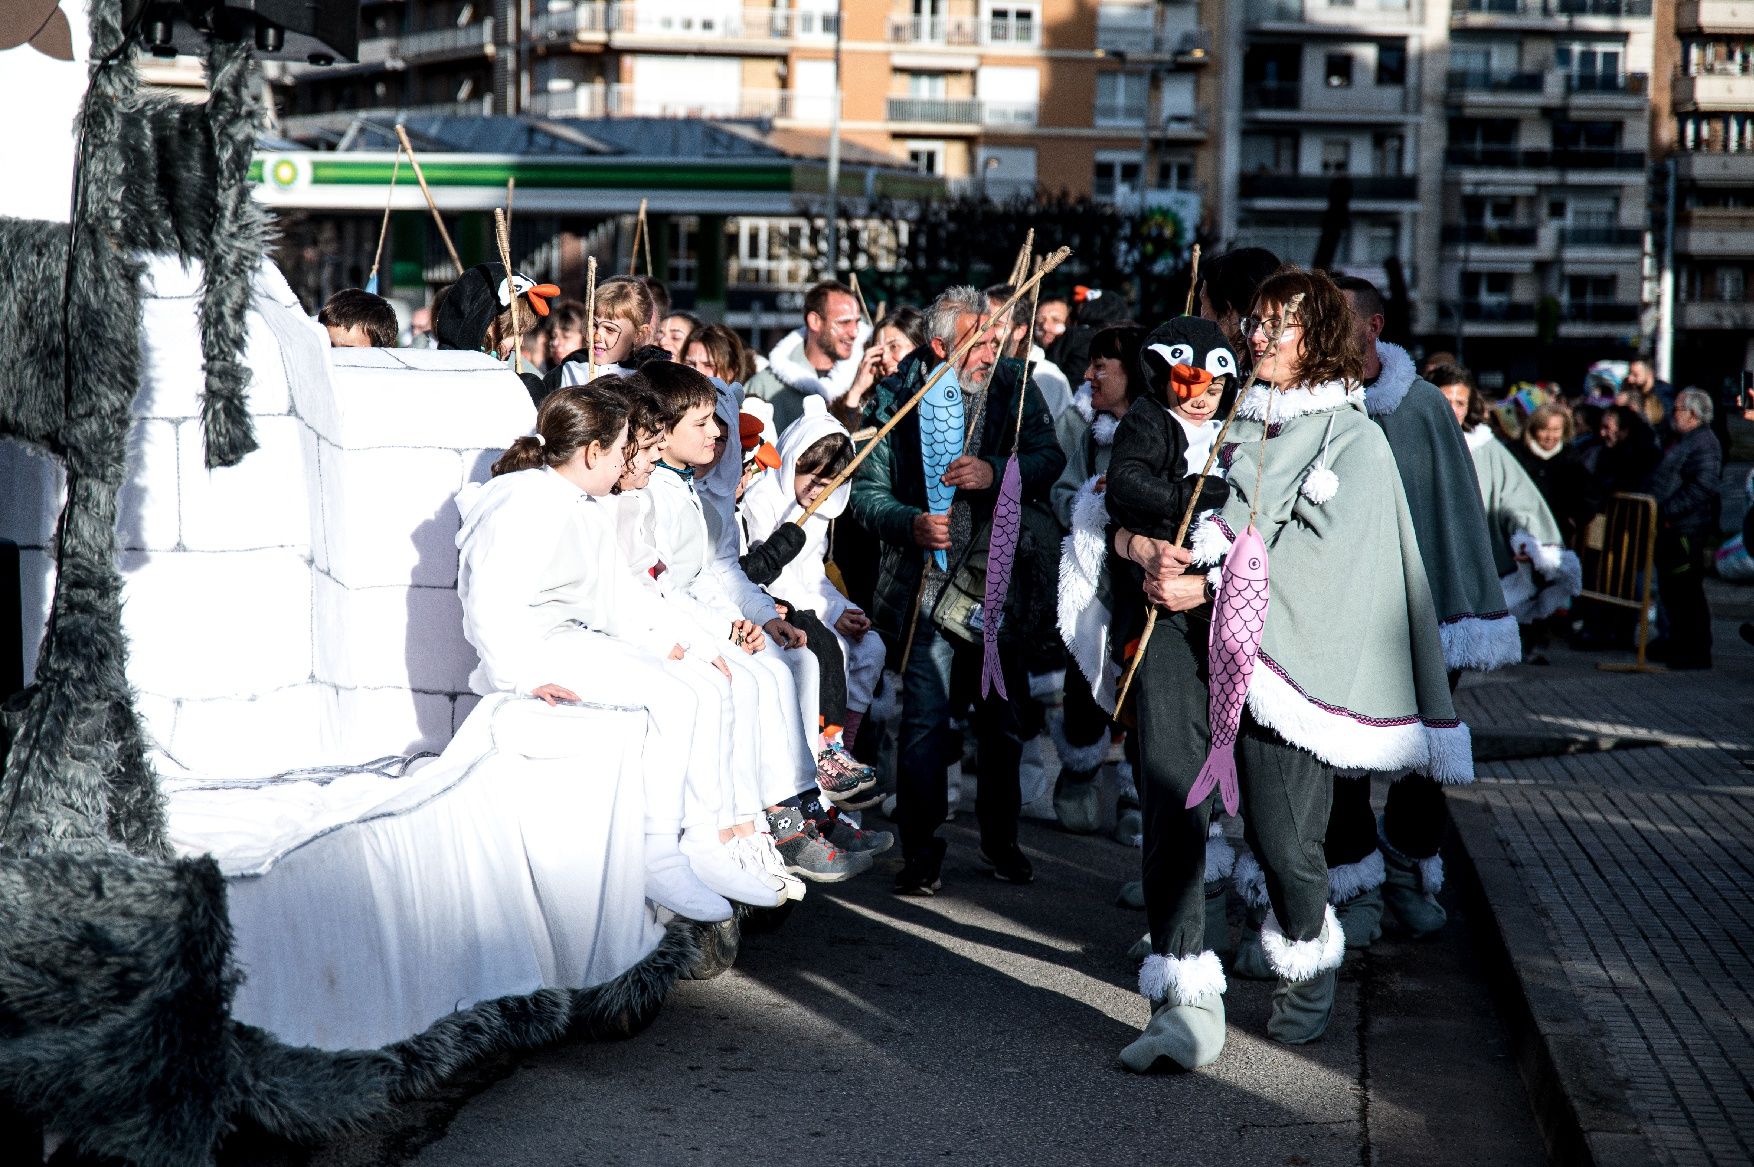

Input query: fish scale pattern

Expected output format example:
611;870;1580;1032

919;365;965;573
980;455;1024;699
1186;527;1271;815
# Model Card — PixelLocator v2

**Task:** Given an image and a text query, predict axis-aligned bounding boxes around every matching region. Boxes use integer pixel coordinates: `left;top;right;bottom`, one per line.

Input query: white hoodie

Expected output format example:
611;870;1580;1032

454;467;681;696
760;323;872;404
738;397;856;624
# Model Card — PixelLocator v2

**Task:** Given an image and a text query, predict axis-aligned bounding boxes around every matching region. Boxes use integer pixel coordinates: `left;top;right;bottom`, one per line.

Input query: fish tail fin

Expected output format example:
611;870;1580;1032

1185;746;1237;813
932;549;947;572
980;641;1007;702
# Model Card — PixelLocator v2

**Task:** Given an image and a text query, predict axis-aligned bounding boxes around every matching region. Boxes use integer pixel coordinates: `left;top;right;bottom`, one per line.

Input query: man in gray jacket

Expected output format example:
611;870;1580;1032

1650;388;1722;670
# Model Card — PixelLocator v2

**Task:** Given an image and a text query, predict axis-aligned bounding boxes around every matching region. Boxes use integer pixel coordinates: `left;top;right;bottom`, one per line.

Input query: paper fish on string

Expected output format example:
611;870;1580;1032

919;363;964;572
1185;525;1270;816
979;454;1023;699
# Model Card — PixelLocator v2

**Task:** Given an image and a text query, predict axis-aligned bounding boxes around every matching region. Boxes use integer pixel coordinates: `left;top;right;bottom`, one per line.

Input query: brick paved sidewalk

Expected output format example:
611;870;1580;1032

1450;580;1754;1167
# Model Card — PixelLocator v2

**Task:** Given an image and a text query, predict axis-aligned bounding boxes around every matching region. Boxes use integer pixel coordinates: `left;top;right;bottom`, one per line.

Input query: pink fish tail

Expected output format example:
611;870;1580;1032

980;644;1007;701
1185;745;1236;812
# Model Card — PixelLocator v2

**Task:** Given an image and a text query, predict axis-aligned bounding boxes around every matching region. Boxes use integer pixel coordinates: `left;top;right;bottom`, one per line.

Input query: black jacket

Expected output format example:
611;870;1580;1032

1509;438;1599;546
1649;426;1723;535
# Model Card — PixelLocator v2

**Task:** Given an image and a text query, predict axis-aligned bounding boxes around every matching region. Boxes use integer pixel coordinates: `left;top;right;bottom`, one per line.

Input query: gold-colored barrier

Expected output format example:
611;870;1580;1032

1579;492;1663;673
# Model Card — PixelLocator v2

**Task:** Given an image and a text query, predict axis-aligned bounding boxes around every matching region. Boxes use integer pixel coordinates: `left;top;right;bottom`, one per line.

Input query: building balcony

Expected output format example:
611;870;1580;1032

1239;173;1418;201
1559;224;1645;248
1450;300;1538;323
529;3;839;48
527;83;838;122
1093;103;1212;137
1563;301;1640;323
1447;69;1546;94
1678;299;1754;330
1445;145;1646;170
1673;150;1754;183
1453;0;1652;23
1675;207;1754;256
1095;5;1212;55
884;96;1039;129
1675;0;1754;34
1442;223;1542;247
355;20;495;66
1672;70;1754;112
1247;0;1425;29
886;12;1041;48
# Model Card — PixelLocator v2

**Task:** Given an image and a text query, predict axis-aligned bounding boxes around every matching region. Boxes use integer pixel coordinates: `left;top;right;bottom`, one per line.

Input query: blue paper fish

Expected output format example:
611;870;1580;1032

919;363;965;571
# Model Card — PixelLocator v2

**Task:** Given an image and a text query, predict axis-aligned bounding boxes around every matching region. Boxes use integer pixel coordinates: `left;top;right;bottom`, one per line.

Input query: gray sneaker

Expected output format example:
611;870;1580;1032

821;810;894;856
766;806;875;883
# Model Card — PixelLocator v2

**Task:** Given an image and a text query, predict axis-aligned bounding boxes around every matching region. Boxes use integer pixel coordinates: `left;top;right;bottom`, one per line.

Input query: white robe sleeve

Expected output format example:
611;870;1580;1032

458;499;560;697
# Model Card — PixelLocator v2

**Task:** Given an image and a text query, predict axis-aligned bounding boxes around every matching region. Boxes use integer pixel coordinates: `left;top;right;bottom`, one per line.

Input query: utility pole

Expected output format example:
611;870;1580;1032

1655;159;1676;382
825;0;844;277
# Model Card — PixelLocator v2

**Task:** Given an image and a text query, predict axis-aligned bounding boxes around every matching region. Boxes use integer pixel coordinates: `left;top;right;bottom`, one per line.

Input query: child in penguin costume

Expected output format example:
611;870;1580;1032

433;261;561;403
1102;315;1245;1073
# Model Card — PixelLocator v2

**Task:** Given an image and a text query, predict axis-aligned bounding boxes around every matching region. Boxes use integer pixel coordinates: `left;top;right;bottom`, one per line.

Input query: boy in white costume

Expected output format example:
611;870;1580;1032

738;397;888;752
455;383;785;920
641;363;876;882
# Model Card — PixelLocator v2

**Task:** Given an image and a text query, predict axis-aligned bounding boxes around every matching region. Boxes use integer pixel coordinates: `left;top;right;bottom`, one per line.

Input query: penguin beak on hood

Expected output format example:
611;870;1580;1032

1169;364;1214;400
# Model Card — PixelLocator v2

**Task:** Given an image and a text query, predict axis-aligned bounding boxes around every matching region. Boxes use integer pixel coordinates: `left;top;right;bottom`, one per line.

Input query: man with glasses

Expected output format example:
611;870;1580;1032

1648;388;1722;670
744;280;868;432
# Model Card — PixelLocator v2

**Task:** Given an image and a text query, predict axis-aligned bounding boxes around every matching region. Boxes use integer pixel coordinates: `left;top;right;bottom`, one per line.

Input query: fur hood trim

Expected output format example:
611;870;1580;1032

1439;613;1523;672
1071;381;1094;423
1364;342;1416;417
1463;424;1497;452
1235;379;1362;424
1247;656;1475;783
1139;950;1227;1007
1261;906;1346;981
763;323;872;403
1328;850;1386;904
1093;413;1119;447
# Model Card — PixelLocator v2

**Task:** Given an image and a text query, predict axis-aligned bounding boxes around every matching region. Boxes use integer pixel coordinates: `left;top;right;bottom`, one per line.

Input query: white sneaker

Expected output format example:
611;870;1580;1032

644;835;733;922
680;829;785;908
729;835;787;892
746;832;807;902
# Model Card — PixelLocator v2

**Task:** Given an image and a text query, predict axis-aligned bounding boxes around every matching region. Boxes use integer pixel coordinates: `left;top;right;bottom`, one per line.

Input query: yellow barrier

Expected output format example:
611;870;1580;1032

1579;492;1663;673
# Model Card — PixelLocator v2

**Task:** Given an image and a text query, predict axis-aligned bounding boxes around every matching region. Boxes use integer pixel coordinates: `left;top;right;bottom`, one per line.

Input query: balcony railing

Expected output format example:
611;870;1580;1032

885;96;1039;127
526;84;829;122
1094;103;1210;132
358;20;494;64
1452;301;1537;322
1251;0;1420;21
1560;225;1644;247
1447;70;1545;92
532;3;838;42
1243;81;1301;110
1445;145;1645;169
1567;72;1648;94
1239;174;1418;200
1459;0;1651;13
1564;302;1640;322
1442;224;1540;245
887;12;1041;46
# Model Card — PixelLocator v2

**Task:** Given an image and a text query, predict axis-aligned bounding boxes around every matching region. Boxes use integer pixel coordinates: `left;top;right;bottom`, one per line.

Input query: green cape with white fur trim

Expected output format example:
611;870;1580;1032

1192;381;1472;783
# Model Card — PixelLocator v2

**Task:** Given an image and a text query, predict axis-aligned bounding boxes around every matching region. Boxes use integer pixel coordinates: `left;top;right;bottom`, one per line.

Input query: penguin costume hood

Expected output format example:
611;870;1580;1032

434;262;560;352
1139;316;1240;407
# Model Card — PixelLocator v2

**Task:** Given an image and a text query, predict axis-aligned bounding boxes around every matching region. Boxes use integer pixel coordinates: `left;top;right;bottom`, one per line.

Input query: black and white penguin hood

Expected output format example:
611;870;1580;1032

1138;316;1239;406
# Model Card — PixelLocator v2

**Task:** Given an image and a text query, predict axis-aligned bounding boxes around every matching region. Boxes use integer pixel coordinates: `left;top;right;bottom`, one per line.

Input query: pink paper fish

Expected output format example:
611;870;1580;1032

980;454;1023;700
1185;524;1270;816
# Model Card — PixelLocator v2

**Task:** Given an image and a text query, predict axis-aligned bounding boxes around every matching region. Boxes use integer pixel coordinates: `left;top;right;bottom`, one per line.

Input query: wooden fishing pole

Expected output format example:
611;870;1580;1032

505;176;516;230
628;198;649;277
850;271;872;324
641;200;654;278
583;255;599;382
365;147;403;293
1007;229;1034;287
1112;291;1305;711
1183;243;1202;316
493;208;522;375
394;123;464;277
790;245;1072;527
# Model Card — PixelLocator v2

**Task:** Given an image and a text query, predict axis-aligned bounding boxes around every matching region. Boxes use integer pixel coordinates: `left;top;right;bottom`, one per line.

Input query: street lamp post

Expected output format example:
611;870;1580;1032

825;0;844;277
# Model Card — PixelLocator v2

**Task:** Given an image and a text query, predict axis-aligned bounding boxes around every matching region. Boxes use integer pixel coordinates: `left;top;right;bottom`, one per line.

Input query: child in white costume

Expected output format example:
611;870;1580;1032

455;383;784;918
739;397;887;747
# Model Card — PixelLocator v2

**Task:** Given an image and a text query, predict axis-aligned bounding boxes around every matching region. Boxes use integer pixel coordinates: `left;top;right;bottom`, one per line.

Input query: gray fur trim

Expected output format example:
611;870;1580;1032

1048;710;1109;774
1232;850;1271;908
1327;850;1386;903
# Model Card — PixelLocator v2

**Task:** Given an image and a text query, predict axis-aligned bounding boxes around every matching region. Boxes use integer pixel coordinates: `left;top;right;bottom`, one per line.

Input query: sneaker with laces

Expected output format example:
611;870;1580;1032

728;835;787;895
819;809;894;856
814;748;878;806
744;832;807;902
766;806;874;882
893;838;947;897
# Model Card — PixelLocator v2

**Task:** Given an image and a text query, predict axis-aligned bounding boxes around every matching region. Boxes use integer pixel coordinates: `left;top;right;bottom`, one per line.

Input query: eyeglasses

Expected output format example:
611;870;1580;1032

1241;315;1301;339
591;319;626;342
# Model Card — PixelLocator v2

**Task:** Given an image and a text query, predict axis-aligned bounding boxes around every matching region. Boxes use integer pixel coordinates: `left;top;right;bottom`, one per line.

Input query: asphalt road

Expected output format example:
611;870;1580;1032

282;806;1546;1167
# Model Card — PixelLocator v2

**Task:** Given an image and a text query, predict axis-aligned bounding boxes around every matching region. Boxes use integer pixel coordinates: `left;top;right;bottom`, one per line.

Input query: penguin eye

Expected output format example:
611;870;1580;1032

1207;350;1238;377
1167;344;1194;365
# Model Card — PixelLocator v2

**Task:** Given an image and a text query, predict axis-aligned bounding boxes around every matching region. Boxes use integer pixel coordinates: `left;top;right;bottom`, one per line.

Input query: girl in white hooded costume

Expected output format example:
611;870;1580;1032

455;383;787;920
738;396;888;747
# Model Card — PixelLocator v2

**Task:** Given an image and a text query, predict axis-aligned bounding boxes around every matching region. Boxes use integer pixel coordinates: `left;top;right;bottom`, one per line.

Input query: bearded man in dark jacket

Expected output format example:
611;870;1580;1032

850;285;1067;895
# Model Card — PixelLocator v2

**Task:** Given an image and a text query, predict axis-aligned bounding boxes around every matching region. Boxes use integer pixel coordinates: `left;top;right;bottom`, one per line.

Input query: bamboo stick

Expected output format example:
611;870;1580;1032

583;255;598;382
1183;242;1202;317
394;123;463;277
366;148;403;293
850;271;872;325
493;208;522;375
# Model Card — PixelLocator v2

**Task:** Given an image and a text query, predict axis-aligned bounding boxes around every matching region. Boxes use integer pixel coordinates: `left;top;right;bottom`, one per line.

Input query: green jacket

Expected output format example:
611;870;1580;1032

849;348;1067;660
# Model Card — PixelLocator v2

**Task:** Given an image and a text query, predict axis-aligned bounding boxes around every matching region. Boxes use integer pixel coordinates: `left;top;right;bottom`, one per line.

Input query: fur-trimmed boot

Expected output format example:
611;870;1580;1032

1120;951;1228;1072
1112;760;1143;846
1050;717;1107;834
1380;819;1447;938
1228;851;1275;980
1262;906;1345;1045
1328;850;1386;950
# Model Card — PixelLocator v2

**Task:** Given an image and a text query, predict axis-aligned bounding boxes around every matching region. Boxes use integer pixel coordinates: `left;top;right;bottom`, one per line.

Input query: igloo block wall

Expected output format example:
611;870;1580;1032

1;254;534;780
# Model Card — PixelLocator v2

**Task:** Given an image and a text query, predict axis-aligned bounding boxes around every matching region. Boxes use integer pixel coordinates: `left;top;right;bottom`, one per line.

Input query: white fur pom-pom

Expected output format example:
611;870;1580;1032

1300;462;1339;504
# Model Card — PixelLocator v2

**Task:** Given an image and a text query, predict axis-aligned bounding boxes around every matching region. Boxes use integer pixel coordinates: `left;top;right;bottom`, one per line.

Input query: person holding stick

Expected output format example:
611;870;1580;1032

1120;268;1468;1067
849;285;1067;896
745;280;869;433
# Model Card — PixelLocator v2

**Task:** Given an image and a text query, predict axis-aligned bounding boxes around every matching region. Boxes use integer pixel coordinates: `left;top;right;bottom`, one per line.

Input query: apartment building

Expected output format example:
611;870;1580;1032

1439;0;1654;383
277;1;1222;214
1229;0;1445;335
1665;0;1754;389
